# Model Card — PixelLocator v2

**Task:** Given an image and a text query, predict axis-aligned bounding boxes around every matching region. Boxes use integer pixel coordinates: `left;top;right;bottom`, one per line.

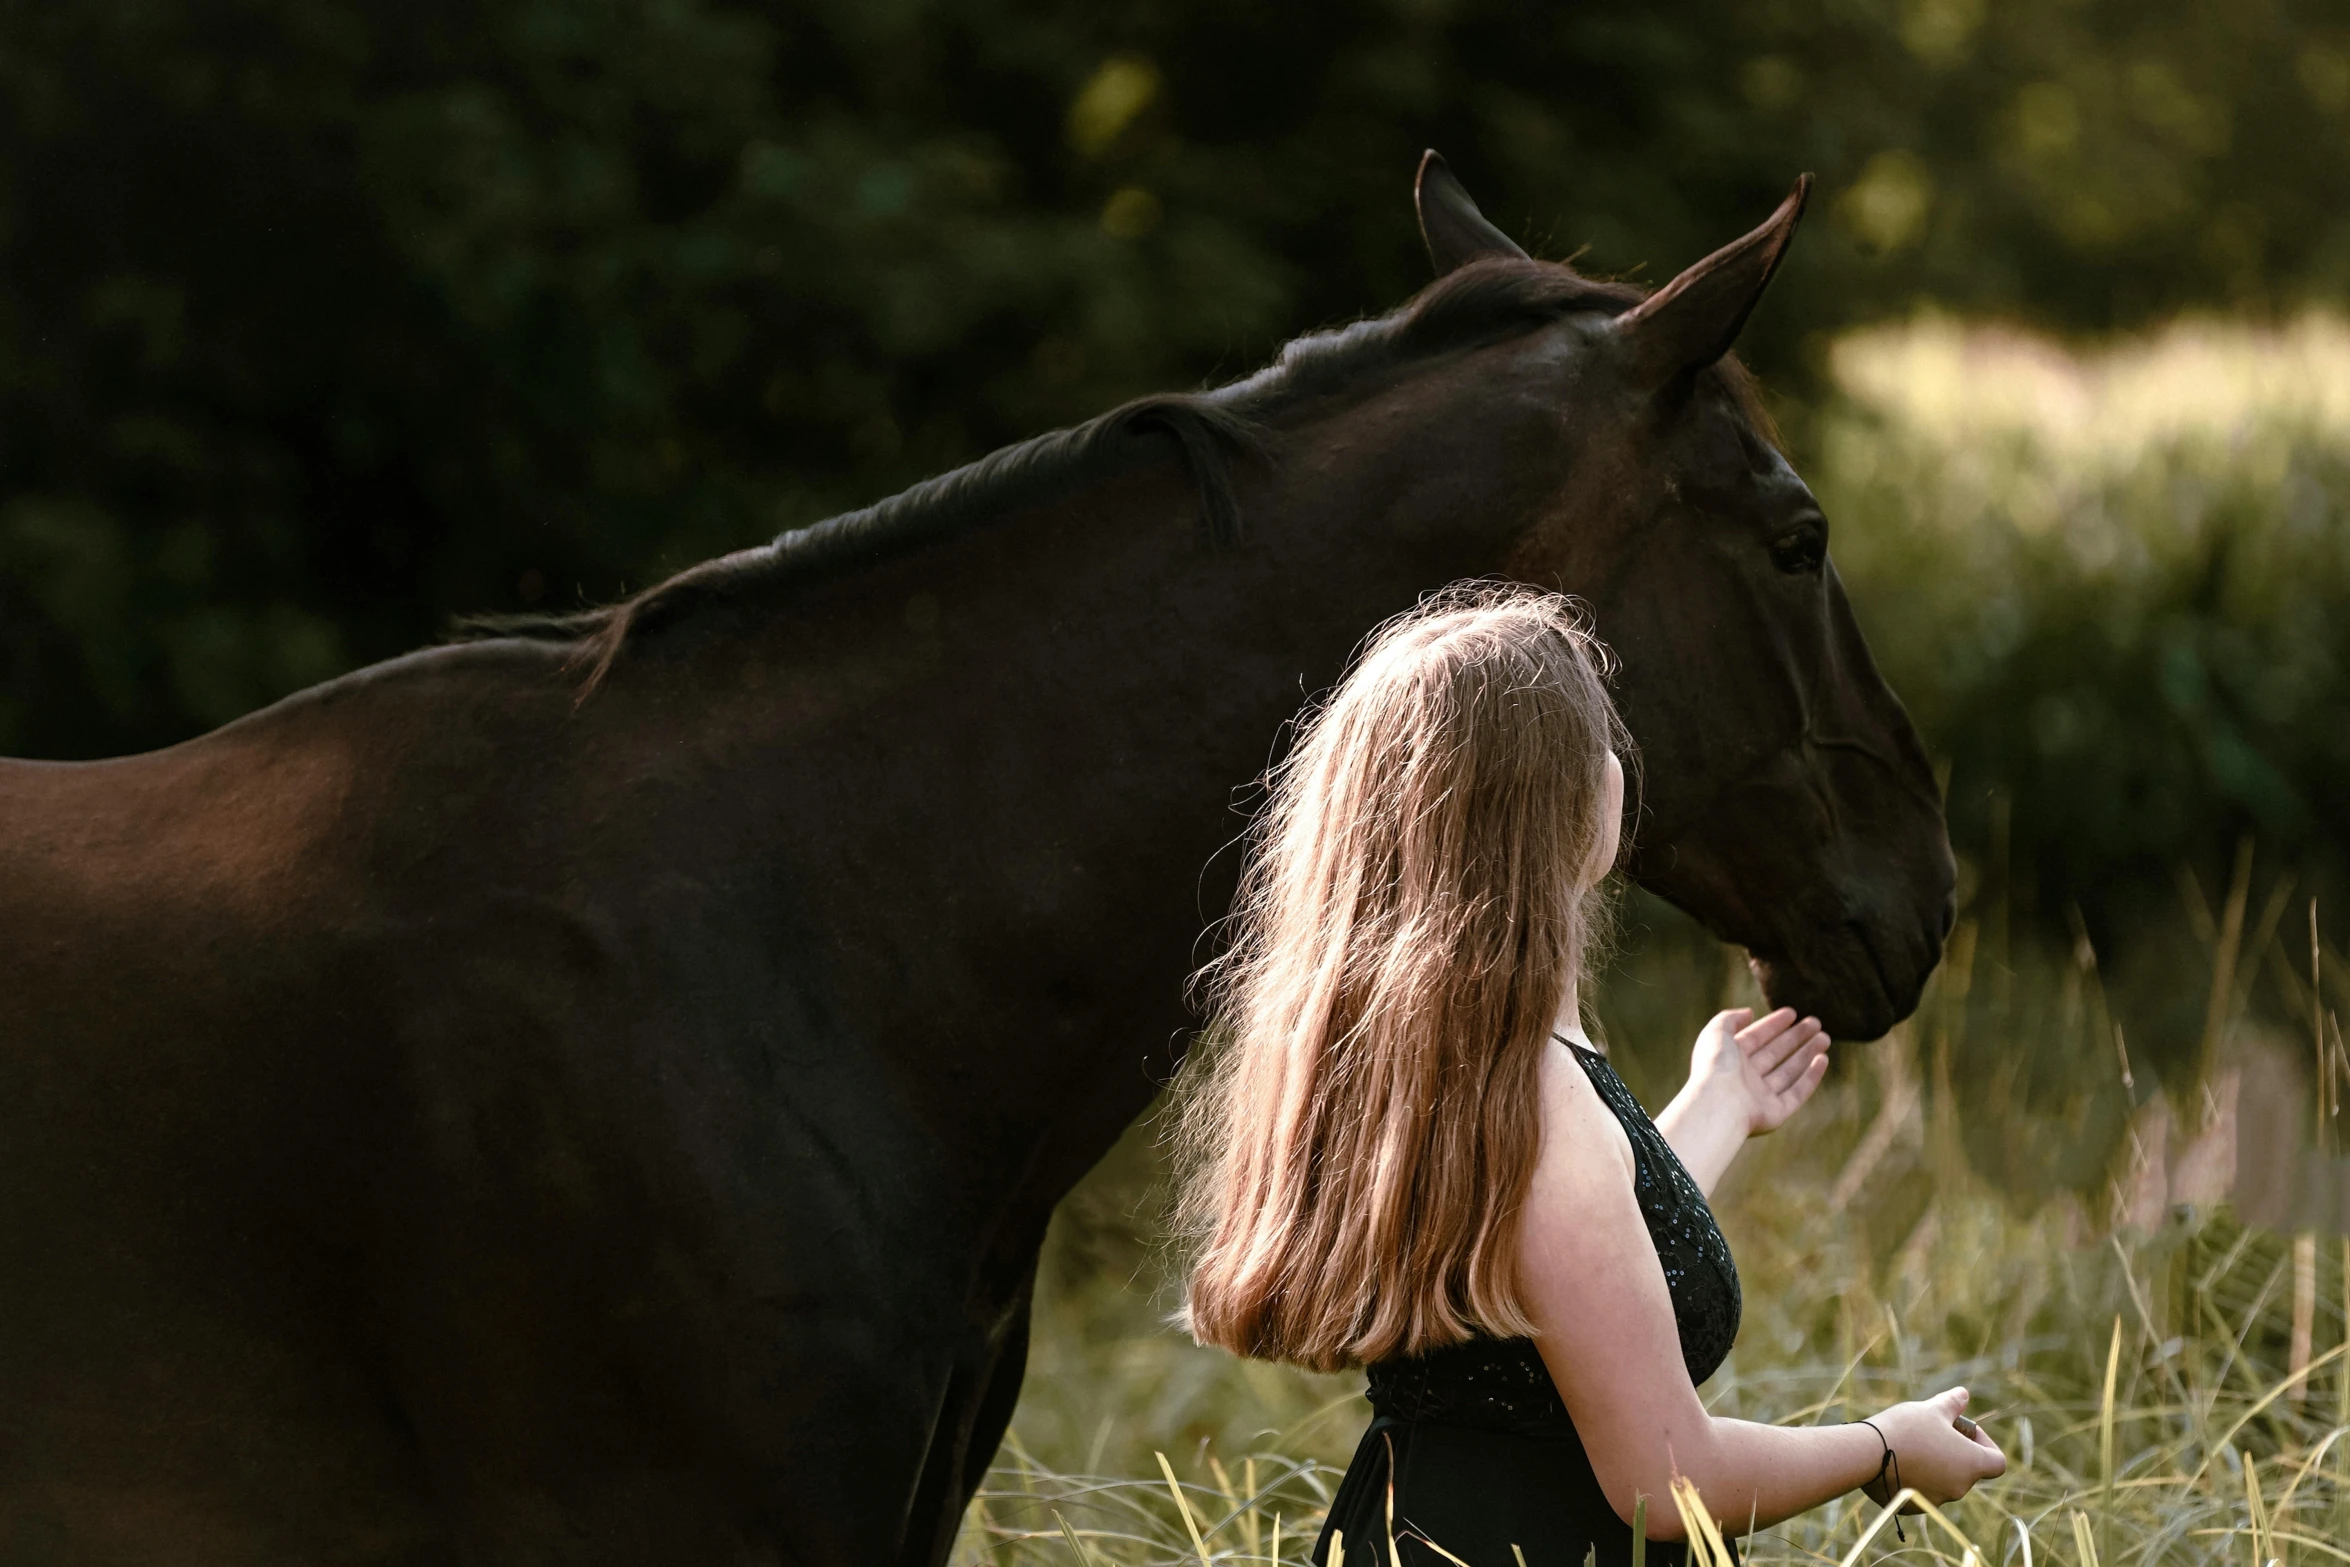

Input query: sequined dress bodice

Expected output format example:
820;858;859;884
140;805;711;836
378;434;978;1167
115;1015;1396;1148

1364;1044;1742;1437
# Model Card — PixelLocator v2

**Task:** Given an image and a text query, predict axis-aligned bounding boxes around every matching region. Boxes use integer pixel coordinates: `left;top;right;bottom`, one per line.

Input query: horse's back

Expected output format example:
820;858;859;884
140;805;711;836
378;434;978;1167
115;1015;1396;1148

0;646;921;1563
0;656;566;1564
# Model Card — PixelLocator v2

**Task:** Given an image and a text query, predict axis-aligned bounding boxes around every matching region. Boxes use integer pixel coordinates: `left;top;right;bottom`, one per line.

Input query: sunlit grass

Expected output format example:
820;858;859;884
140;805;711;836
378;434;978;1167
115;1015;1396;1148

1828;312;2350;474
954;891;2349;1565
961;1178;2350;1562
960;1129;2350;1563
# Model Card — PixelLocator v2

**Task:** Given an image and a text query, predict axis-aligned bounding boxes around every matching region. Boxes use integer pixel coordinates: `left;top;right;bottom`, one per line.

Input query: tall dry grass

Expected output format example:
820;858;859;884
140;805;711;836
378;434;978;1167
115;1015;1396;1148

960;895;2350;1565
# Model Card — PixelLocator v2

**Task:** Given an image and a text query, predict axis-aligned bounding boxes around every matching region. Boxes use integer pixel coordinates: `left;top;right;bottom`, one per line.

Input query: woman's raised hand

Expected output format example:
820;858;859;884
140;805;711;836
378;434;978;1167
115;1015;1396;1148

1861;1387;2008;1510
1687;1005;1832;1138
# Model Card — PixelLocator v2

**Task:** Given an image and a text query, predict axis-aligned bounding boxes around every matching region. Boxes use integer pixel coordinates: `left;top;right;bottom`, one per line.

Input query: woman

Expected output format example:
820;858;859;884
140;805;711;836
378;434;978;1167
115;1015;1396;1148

1175;587;2003;1566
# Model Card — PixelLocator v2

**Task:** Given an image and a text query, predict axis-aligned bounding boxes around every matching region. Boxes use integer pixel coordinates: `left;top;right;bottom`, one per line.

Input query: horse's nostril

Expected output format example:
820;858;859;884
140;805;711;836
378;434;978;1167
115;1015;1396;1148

1938;893;1957;941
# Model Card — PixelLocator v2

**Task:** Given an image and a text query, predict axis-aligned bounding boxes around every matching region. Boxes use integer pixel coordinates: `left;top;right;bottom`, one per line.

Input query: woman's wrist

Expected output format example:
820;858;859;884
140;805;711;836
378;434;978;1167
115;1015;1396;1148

1655;1077;1750;1195
1852;1417;1895;1496
1798;1416;1889;1500
1849;1411;1927;1531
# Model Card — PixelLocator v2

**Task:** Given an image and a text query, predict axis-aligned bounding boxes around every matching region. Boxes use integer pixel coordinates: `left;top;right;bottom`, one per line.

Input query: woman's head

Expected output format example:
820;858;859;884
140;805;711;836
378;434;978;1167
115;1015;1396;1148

1176;584;1630;1372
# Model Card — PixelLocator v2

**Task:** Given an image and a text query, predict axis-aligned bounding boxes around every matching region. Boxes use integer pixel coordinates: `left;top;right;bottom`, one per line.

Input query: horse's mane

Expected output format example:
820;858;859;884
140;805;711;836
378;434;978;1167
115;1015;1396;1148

464;258;1672;684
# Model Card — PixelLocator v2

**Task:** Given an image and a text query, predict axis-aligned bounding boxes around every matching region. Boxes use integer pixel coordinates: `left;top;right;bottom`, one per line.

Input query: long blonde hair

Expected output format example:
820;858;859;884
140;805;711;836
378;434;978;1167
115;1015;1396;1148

1174;585;1630;1372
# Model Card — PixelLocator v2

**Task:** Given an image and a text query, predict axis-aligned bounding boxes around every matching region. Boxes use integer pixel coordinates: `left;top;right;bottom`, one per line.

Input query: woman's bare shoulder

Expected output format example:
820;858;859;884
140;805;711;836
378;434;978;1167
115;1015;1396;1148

1517;1040;1668;1338
1532;1041;1636;1188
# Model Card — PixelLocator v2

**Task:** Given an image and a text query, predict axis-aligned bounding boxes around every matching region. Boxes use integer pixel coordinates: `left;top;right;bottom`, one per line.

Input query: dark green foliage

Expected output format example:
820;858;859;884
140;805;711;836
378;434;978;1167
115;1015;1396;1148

2;0;2345;925
1816;316;2350;973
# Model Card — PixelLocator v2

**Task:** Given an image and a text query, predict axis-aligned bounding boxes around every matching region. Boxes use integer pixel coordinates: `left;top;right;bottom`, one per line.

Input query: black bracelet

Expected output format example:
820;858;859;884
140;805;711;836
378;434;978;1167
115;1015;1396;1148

1857;1418;1905;1541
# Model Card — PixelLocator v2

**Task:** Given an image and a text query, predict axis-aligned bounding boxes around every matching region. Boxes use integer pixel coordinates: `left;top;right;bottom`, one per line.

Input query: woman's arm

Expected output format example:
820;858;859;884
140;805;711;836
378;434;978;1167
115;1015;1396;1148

1520;1045;2002;1538
1653;1007;1831;1196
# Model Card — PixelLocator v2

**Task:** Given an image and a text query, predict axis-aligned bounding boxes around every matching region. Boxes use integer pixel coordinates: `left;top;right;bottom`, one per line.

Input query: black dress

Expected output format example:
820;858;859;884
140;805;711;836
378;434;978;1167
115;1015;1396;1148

1312;1043;1743;1567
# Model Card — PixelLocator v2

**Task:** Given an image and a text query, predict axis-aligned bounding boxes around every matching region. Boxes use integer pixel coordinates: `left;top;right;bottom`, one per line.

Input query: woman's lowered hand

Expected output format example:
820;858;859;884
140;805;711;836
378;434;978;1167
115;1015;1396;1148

1860;1387;2008;1510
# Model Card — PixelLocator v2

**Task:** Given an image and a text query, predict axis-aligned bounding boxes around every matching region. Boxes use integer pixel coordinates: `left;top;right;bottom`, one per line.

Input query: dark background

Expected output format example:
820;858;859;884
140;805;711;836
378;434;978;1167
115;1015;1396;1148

3;0;2346;959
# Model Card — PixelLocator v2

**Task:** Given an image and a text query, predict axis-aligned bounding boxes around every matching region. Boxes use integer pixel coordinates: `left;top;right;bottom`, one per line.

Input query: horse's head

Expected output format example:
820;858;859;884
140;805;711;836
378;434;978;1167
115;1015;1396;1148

1416;156;1954;1041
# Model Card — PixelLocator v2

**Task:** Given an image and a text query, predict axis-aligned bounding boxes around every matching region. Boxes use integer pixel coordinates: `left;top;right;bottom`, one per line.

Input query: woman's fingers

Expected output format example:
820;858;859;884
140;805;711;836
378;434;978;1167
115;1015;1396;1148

1758;1023;1828;1089
1740;1009;1822;1074
1751;1049;1830;1130
1732;1006;1796;1048
1780;1048;1831;1106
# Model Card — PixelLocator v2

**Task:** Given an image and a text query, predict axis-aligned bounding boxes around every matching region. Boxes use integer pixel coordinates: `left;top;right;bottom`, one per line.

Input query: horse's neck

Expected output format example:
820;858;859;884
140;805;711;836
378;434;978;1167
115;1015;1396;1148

614;391;1569;1206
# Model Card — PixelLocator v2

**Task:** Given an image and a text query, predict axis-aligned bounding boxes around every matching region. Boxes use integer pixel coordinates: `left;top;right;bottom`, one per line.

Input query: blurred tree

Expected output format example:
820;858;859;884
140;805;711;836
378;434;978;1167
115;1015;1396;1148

1;0;2345;919
1817;314;2350;977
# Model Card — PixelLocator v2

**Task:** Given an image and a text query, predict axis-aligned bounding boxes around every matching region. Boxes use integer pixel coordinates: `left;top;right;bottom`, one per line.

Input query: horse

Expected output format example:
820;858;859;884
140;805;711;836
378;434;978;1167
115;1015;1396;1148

0;154;1951;1564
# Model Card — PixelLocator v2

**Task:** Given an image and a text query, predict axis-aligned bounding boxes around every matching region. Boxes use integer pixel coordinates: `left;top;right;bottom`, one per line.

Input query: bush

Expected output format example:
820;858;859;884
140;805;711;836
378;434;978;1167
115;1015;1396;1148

1816;315;2350;983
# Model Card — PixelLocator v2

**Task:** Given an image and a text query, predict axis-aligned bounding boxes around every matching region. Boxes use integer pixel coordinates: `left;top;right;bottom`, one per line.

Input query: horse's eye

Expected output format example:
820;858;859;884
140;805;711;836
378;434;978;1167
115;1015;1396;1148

1768;527;1825;575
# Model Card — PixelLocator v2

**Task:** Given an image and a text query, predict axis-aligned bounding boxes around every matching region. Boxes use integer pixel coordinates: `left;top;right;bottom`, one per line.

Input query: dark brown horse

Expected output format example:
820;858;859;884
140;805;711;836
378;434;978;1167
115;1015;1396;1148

0;156;1950;1564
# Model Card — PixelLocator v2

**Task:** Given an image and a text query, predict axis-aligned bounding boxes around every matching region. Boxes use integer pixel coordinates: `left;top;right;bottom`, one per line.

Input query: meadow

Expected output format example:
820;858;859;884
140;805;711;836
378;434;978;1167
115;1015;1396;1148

951;316;2350;1566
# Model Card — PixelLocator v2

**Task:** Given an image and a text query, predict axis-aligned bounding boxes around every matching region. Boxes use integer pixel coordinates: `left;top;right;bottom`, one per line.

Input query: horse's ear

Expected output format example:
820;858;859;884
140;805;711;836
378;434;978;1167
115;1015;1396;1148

1615;174;1812;383
1415;150;1530;275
